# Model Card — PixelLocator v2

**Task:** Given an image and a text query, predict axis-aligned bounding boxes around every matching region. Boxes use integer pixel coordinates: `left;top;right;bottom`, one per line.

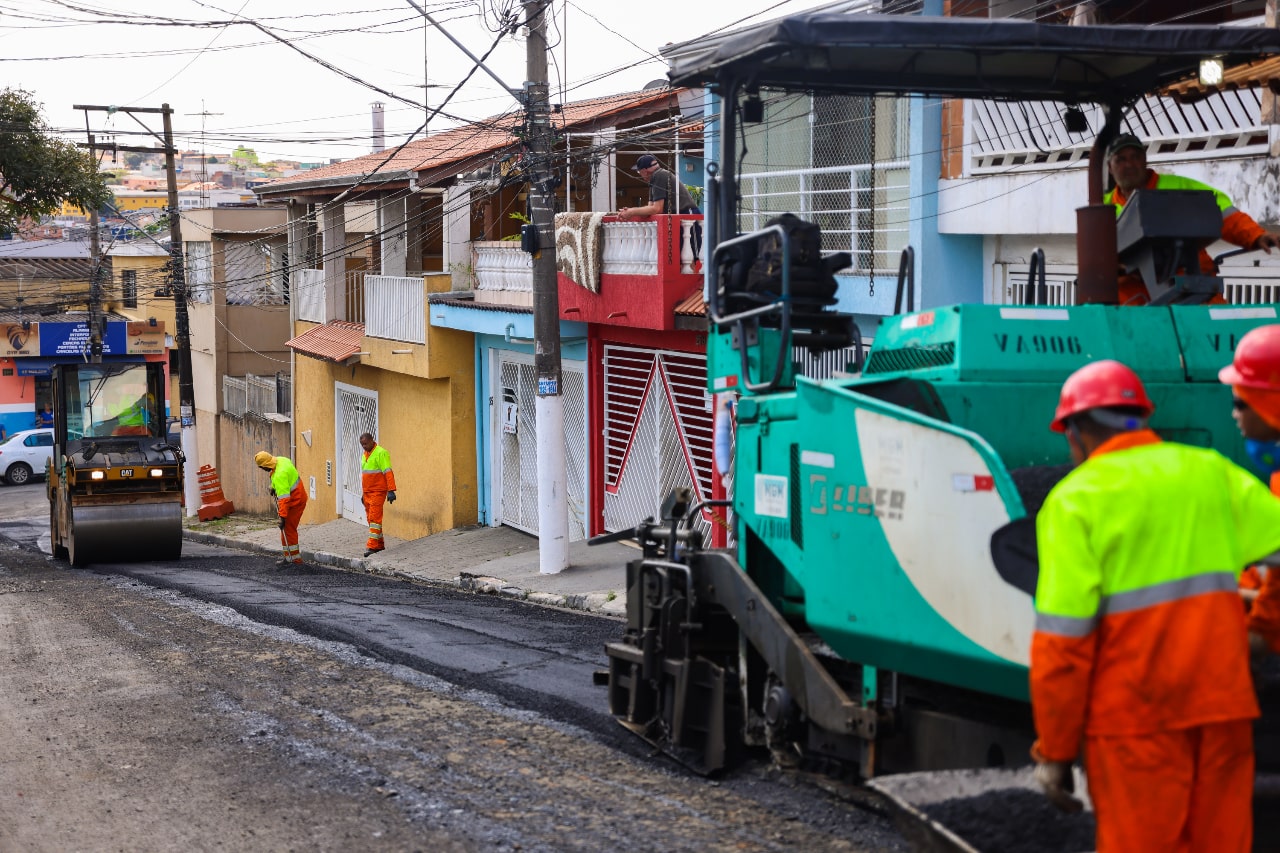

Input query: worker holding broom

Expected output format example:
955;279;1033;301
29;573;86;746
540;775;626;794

255;450;307;566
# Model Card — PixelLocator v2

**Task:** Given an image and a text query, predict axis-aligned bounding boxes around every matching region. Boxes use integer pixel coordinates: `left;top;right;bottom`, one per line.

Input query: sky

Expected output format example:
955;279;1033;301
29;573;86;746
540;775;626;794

2;0;840;166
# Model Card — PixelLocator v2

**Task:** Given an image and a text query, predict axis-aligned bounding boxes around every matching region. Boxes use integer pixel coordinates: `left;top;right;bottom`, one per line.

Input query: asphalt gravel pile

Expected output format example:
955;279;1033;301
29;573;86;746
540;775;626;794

1008;464;1073;517
923;788;1095;853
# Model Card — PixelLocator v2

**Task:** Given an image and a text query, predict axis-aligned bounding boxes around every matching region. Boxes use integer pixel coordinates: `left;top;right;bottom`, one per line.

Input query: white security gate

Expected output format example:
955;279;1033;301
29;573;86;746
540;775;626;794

335;383;377;525
602;345;714;540
494;352;587;540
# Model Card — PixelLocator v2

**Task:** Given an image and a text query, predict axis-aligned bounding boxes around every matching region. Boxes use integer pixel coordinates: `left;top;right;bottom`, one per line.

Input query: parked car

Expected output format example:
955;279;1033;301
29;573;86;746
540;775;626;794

0;428;54;485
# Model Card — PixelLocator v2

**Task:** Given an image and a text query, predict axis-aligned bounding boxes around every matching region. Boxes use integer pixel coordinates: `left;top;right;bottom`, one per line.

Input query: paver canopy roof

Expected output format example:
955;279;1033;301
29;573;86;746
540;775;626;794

666;13;1280;104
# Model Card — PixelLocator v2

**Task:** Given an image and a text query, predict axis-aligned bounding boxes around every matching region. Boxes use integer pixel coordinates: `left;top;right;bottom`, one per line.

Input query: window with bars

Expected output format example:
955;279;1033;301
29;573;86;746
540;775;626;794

120;269;137;308
737;91;911;275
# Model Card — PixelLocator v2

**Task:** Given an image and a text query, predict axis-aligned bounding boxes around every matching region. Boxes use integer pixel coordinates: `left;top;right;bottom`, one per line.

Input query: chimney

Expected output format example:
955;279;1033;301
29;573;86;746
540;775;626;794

372;102;386;153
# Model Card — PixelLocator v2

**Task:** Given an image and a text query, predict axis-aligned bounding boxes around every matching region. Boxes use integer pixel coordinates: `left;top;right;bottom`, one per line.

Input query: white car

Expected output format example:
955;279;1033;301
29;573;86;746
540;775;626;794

0;428;54;485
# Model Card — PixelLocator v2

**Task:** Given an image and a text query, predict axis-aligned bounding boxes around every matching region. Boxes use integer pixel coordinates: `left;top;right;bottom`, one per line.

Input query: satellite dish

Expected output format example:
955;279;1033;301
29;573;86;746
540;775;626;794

641;79;670;91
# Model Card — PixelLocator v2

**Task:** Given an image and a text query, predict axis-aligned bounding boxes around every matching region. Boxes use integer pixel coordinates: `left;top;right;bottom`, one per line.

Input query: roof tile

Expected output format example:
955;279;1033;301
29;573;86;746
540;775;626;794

286;321;365;362
259;88;684;192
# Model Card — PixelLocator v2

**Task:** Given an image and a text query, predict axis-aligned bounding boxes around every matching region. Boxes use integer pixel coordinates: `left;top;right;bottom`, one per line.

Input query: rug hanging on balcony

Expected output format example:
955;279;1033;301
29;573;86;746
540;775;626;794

554;211;605;293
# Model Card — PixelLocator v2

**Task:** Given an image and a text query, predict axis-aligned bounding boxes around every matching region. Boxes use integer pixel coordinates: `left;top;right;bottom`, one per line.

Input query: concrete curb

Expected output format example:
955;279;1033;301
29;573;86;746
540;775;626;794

183;528;627;618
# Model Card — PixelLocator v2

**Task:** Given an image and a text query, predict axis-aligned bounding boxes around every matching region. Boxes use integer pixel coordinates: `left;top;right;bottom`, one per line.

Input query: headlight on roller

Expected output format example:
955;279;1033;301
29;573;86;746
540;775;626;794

89;470;105;480
149;468;164;477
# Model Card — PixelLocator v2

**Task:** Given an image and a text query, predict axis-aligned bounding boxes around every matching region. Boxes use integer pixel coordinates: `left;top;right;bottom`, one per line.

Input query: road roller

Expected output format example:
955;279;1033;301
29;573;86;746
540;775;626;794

47;360;184;566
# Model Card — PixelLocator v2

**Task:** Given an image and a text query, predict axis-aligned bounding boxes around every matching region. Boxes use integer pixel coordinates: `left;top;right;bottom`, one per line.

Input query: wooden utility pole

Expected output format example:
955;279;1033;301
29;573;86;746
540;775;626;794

75;103;201;515
523;0;568;574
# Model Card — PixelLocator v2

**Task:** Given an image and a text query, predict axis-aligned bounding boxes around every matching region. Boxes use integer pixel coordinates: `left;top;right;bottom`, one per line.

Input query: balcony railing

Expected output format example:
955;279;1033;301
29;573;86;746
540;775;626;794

738;162;908;274
346;270;366;324
474;241;533;306
967;89;1269;175
991;261;1280;307
602;222;659;276
365;274;425;343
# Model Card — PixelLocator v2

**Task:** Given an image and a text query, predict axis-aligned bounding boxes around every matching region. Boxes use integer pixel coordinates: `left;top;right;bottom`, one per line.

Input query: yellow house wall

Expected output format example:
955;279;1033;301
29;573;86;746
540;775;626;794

290;309;477;540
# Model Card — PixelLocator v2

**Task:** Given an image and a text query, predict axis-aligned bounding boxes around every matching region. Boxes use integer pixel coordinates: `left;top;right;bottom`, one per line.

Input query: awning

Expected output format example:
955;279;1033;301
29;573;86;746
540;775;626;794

664;14;1280;104
16;358;59;376
15;356;144;376
285;321;365;363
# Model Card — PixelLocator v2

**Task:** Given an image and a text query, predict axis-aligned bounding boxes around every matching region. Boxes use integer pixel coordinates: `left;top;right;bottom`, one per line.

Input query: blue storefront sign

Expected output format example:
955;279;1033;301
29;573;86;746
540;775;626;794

38;322;126;357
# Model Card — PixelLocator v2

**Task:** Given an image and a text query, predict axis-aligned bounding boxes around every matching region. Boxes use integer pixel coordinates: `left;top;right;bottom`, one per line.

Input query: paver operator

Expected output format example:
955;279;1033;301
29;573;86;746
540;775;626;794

256;450;307;566
1105;133;1279;306
1030;359;1280;852
359;432;396;557
1221;324;1280;655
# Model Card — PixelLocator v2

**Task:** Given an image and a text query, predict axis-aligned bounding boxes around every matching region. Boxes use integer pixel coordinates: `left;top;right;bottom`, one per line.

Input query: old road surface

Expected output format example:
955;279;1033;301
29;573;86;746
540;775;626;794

0;483;906;852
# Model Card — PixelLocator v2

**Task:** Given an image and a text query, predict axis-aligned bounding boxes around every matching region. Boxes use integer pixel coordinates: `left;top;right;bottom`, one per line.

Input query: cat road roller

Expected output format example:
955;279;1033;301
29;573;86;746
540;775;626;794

47;360;184;566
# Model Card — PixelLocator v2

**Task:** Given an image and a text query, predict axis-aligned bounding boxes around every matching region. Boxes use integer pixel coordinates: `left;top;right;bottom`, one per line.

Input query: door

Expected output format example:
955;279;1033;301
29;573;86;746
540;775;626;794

335;383;377;524
493;350;587;540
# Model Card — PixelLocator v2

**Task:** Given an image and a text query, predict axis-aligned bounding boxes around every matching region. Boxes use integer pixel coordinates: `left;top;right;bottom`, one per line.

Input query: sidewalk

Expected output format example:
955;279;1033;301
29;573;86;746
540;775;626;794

183;514;633;617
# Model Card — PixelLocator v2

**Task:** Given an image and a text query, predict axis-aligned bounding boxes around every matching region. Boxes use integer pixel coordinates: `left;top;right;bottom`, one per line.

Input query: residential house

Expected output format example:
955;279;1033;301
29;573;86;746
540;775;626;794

181;207;290;476
659;0;1279;349
255;86;697;543
0;238;105;319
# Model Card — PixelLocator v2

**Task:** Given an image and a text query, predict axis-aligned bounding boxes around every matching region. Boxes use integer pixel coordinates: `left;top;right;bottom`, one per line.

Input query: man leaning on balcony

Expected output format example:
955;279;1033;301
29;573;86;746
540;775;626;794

618;154;701;219
1106;133;1280;306
619;154;702;258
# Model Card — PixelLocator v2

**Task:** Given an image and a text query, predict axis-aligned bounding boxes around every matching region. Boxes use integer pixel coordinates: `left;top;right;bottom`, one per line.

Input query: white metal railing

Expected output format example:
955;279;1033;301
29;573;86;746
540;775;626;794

474;241;533;303
991;262;1079;306
967;89;1268;175
346;270;366;324
364;274;425;343
602;221;658;276
295;268;326;323
993;261;1280;306
738;161;909;274
222;373;291;418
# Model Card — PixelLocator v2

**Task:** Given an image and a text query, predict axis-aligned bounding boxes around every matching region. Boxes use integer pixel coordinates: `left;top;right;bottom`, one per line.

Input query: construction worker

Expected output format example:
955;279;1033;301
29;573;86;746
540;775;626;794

358;432;396;557
255;450;307;565
1220;323;1280;653
1031;359;1280;852
106;384;151;436
1105;133;1279;305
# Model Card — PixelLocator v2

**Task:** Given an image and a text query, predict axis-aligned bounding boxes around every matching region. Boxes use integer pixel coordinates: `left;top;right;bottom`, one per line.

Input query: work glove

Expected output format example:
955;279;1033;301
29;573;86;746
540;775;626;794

278;517;286;530
1033;757;1083;814
387;491;397;504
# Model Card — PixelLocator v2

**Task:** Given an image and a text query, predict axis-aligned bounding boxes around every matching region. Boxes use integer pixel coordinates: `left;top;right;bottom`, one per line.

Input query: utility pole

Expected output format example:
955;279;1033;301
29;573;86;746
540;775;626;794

75;103;200;516
85;132;103;363
523;0;568;574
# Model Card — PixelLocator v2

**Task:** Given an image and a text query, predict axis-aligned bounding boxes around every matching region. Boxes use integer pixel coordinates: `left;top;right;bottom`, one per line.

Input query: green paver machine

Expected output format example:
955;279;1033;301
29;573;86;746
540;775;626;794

598;11;1280;817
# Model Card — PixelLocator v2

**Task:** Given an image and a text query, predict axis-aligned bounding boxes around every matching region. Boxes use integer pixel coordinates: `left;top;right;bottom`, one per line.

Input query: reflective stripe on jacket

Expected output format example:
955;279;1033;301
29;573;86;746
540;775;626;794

361;444;396;494
1105;171;1265;271
1031;430;1280;761
270;456;305;515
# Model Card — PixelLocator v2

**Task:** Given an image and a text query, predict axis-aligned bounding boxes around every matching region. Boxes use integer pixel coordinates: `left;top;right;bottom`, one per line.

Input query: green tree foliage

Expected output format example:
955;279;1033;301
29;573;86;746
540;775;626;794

231;145;260;167
124;153;144;169
0;89;111;230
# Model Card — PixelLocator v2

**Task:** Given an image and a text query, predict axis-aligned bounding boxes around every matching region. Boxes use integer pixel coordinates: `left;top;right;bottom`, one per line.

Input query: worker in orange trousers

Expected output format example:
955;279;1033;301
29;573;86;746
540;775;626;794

255;450;307;565
359;433;397;557
1031;360;1280;852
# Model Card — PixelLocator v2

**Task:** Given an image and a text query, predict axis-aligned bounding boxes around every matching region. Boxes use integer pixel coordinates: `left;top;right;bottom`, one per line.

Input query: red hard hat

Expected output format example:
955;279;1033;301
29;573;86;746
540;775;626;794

1218;325;1280;390
1050;360;1155;432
